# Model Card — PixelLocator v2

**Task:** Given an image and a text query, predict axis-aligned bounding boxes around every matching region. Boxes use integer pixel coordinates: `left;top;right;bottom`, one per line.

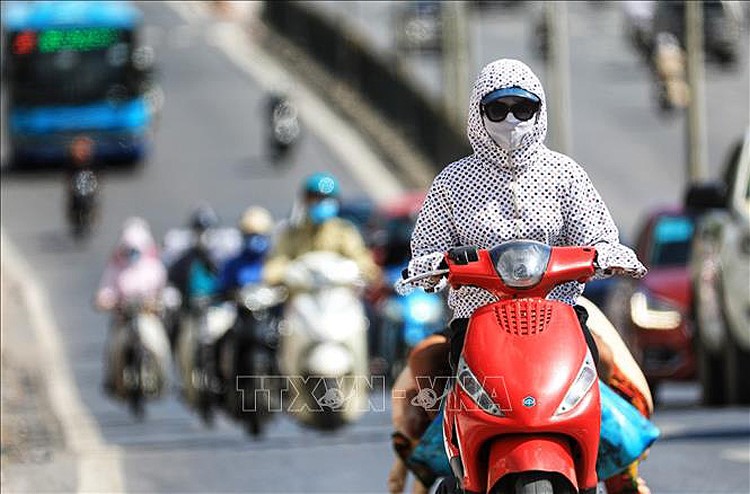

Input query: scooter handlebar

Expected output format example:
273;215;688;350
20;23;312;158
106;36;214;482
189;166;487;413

394;242;598;297
394;268;450;295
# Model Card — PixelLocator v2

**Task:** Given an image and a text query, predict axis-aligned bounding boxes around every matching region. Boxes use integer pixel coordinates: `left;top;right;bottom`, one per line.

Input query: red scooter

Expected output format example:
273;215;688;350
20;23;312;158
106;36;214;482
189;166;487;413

399;241;601;494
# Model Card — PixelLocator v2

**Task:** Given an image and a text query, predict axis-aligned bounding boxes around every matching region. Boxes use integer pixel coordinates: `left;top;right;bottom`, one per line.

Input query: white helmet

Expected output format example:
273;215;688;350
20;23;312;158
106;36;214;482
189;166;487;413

239;206;273;235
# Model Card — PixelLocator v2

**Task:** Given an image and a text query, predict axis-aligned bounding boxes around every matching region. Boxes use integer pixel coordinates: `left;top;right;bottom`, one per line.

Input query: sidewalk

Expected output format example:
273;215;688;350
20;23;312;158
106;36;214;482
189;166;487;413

0;266;76;492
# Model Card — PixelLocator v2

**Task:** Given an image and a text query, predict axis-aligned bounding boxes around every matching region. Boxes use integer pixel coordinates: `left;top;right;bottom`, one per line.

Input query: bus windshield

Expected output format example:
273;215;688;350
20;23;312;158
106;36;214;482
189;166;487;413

8;28;135;106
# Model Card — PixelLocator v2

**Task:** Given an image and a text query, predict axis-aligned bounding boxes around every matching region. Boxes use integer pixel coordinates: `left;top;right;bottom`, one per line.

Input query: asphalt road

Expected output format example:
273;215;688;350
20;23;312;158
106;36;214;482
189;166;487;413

1;2;395;492
1;2;749;493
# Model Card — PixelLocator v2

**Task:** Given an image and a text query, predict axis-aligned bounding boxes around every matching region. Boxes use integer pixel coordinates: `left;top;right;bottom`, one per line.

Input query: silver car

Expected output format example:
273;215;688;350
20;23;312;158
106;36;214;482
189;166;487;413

687;127;750;405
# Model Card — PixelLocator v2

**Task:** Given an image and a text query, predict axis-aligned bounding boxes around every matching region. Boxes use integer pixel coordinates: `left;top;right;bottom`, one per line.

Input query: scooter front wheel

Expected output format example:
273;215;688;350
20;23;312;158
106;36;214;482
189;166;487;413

71;208;92;240
432;477;461;494
514;476;552;494
245;414;262;438
129;391;145;421
487;473;574;494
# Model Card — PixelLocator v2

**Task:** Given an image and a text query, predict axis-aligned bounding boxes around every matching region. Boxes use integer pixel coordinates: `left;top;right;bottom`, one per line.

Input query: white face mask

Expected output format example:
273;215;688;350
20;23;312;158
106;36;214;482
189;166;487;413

483;113;536;150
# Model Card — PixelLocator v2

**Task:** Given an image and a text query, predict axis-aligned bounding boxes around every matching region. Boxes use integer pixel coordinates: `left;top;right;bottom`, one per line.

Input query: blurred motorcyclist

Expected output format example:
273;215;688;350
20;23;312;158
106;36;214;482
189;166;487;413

263;172;381;286
651;31;689;112
216;206;280;432
66;135;100;239
166;204;240;421
167;203;223;306
267;91;301;163
95;217;168;394
219;206;275;298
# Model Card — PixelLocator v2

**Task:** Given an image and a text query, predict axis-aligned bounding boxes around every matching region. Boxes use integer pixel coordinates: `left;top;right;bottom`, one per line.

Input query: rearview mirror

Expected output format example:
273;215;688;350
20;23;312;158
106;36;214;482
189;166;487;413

684;182;727;211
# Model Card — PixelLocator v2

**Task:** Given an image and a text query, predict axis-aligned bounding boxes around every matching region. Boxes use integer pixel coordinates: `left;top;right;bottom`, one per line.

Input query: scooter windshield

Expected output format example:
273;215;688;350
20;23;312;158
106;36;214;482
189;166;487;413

489;240;551;289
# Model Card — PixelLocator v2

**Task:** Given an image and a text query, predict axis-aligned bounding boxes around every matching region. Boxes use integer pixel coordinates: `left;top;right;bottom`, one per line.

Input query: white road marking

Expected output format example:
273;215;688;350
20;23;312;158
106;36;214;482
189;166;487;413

0;230;125;493
164;1;406;205
721;447;750;464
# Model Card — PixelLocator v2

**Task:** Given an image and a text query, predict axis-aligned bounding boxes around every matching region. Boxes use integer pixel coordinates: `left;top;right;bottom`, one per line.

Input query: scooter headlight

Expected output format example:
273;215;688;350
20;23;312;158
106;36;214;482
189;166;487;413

490;241;551;289
555;351;597;415
457;357;503;416
629;289;682;329
240;285;288;311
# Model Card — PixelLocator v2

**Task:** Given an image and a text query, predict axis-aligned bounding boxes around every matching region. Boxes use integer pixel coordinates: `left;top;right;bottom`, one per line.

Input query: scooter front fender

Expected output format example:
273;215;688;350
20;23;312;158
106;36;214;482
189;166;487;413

486;435;577;493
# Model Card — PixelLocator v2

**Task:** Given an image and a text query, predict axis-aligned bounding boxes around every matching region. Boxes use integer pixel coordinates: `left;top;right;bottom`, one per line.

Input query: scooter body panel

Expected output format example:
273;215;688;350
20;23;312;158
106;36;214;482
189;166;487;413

444;298;600;493
486;435;577;490
278;257;370;429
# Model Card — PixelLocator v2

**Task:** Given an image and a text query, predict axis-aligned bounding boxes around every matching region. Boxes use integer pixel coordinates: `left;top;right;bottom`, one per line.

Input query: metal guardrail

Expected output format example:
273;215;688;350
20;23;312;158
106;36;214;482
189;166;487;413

262;0;471;172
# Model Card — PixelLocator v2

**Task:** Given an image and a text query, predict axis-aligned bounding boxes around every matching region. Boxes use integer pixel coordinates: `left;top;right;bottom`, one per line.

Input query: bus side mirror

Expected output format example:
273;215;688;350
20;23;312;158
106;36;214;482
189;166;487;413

684;182;727;212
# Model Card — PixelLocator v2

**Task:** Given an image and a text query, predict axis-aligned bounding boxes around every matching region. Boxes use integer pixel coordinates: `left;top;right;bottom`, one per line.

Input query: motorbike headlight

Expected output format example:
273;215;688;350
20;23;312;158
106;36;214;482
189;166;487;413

555;351;597;416
490;241;551;289
406;294;443;325
629;289;682;329
456;357;503;416
241;285;288;311
162;286;182;310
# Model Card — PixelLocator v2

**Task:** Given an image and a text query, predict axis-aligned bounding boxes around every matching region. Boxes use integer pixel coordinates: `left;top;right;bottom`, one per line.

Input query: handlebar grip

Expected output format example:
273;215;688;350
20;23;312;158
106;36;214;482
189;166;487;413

448;246;479;265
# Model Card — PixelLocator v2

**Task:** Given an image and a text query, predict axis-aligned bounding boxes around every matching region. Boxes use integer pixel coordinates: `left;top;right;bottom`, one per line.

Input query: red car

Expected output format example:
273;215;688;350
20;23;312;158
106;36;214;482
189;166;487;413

606;208;696;397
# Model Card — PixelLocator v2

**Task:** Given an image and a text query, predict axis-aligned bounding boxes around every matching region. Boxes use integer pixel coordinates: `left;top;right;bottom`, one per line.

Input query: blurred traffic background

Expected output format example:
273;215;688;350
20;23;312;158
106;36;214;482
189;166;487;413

1;1;748;493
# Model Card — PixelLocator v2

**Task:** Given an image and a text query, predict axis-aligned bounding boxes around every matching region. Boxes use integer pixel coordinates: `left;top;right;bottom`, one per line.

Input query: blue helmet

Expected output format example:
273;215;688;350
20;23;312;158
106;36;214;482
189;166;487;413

303;172;339;198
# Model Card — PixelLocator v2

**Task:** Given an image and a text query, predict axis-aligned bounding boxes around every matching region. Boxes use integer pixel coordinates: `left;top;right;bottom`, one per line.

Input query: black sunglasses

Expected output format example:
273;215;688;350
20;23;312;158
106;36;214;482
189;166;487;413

482;100;540;122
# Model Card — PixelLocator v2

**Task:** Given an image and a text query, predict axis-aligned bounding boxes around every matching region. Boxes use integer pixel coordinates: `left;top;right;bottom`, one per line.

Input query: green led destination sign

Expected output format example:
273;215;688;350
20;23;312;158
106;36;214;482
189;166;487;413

37;28;120;53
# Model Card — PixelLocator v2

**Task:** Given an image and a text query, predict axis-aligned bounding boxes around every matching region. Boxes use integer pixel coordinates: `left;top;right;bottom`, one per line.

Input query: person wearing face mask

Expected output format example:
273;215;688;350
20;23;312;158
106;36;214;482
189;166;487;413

219;206;275;298
166;203;224;306
94;217;169;395
95;217;165;312
404;59;652;494
262;172;381;287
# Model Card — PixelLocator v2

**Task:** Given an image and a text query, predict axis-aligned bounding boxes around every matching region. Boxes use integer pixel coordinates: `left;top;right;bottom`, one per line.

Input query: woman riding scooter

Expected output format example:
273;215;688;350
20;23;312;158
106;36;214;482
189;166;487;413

95;217;172;414
402;59;653;494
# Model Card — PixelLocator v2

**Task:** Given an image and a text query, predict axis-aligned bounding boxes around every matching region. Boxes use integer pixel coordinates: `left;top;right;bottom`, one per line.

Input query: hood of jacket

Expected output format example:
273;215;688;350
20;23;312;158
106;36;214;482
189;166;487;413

115;217;159;264
467;59;548;169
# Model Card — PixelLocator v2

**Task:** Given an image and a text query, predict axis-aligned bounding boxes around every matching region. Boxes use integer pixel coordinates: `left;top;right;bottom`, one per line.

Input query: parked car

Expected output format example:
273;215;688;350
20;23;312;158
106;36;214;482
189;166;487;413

686;128;750;405
605;208;697;400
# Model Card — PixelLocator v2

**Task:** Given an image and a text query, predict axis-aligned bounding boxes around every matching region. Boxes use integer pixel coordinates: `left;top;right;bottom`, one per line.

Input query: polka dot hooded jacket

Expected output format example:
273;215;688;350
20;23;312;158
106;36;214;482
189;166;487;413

408;59;646;319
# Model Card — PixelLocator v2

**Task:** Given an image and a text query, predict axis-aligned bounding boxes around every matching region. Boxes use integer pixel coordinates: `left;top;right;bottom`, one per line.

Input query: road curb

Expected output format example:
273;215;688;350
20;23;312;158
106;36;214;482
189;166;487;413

0;230;125;493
